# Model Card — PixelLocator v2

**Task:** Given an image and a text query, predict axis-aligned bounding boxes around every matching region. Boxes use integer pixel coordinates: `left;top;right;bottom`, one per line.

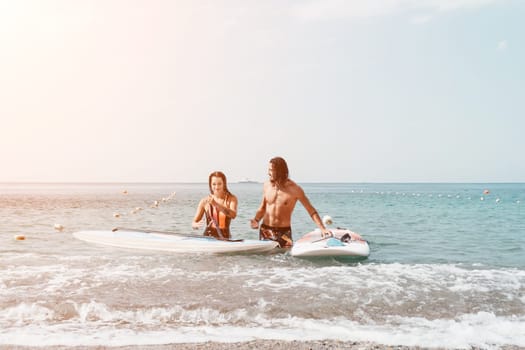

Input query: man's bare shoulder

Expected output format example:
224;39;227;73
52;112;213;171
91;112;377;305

283;179;304;194
262;181;273;192
285;179;298;187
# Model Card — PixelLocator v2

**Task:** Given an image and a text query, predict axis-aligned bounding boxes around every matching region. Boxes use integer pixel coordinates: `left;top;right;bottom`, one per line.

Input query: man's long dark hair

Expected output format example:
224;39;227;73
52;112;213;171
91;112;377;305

270;157;289;186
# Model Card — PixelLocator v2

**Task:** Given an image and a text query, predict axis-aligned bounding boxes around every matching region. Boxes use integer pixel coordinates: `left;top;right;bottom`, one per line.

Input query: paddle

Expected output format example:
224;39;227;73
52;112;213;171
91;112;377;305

204;203;226;240
111;227;244;242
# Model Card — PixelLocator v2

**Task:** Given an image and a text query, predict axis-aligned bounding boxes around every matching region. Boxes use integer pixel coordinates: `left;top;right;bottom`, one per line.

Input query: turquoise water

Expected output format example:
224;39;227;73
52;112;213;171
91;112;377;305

300;183;525;268
1;182;524;348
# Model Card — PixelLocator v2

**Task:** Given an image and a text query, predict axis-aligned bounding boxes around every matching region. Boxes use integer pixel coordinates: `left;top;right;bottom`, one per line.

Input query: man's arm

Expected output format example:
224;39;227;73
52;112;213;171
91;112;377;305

296;186;331;237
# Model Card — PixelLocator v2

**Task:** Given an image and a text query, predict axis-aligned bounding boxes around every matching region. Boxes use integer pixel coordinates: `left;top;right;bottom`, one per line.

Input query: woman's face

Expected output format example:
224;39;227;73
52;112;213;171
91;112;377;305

210;176;225;195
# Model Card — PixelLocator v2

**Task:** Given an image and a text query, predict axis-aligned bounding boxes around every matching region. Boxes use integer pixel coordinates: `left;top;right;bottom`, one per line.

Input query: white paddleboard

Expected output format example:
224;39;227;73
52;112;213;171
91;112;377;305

291;228;370;258
73;229;279;254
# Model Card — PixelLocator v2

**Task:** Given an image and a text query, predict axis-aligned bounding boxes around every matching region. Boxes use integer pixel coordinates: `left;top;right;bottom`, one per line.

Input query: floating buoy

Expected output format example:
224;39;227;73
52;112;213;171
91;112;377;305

54;224;64;232
130;207;143;214
322;215;333;225
113;212;121;218
14;235;25;240
480;197;484;201
122;190;128;195
483;189;490;195
496;198;500;203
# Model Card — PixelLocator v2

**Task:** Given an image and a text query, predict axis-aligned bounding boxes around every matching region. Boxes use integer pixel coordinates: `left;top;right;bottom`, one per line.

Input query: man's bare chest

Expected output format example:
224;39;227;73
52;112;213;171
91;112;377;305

265;188;294;207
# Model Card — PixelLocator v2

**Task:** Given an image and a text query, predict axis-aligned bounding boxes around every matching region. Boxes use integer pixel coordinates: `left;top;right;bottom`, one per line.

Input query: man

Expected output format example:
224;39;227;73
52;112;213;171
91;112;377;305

250;157;331;248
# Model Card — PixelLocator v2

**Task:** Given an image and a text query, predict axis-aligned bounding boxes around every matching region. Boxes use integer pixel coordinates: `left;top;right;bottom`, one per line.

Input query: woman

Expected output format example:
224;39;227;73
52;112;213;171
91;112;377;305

192;171;238;239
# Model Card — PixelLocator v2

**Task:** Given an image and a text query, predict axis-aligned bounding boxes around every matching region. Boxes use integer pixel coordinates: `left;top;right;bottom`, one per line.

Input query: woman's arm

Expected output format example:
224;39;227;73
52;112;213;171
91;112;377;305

191;198;206;229
210;195;238;219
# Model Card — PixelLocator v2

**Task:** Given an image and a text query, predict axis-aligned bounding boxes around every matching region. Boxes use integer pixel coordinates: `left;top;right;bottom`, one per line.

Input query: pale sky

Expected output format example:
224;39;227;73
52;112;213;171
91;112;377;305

1;0;523;183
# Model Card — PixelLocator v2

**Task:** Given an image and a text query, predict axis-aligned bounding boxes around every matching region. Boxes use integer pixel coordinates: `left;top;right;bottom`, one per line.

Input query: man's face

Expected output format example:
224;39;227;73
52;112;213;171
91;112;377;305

268;163;276;182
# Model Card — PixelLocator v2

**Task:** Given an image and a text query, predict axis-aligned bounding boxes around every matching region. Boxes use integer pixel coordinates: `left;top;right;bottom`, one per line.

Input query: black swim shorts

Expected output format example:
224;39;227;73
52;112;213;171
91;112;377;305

259;224;293;248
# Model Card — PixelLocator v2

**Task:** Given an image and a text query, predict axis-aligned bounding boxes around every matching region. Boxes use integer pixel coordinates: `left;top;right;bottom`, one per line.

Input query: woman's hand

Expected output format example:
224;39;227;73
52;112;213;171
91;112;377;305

206;195;216;207
192;219;204;230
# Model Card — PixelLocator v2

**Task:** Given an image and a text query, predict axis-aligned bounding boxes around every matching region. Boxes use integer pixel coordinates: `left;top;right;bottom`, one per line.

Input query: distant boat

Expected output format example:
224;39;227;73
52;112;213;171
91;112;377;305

238;178;258;184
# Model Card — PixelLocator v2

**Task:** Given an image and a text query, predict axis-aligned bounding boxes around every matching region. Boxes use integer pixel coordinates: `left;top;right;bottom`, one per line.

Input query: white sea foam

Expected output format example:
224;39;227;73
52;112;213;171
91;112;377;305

2;260;524;347
1;308;524;348
0;299;267;327
241;263;525;297
2;303;54;325
3;261;524;305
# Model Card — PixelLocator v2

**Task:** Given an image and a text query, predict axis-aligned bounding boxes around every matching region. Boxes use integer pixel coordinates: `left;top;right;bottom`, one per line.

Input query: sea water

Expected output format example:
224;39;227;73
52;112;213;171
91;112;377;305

1;182;524;348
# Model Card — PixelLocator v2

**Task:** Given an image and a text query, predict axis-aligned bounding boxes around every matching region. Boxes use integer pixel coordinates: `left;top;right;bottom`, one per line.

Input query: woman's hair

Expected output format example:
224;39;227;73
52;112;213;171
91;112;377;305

208;171;232;196
270;156;289;185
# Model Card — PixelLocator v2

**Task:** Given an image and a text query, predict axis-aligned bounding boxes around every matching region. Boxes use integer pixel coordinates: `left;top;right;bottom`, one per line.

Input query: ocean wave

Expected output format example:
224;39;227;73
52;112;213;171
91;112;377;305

2;262;524;320
0;305;524;348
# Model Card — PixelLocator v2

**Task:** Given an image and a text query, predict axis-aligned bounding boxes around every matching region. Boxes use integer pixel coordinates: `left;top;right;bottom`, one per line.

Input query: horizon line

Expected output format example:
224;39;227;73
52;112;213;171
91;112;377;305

1;181;524;185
